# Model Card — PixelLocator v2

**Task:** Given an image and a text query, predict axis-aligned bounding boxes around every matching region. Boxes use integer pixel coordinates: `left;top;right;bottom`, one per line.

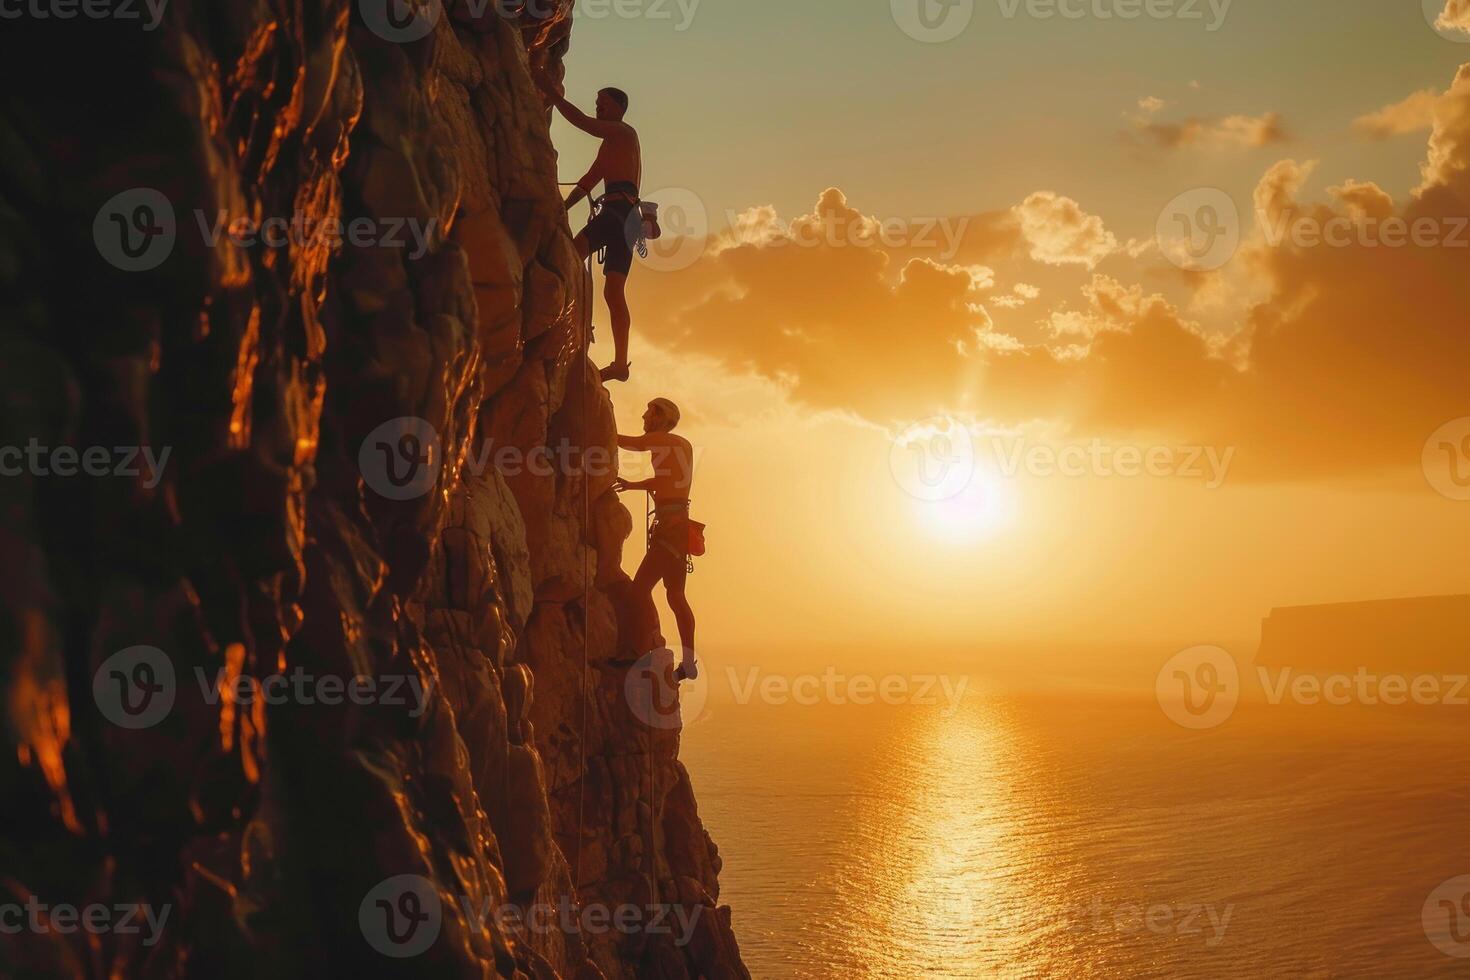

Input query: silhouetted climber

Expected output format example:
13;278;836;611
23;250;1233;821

614;398;703;681
537;72;642;384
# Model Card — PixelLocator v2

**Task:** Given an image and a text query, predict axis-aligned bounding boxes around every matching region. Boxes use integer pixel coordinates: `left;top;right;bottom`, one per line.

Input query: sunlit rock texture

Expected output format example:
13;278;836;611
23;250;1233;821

0;2;746;976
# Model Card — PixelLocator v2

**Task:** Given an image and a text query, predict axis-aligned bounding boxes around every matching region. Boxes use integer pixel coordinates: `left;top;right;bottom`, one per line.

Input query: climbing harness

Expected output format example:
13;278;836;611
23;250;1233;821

593;186;660;260
646;494;697;576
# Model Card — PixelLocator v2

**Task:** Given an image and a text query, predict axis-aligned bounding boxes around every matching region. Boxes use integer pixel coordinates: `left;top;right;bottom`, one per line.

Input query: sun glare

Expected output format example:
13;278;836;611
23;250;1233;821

916;474;1017;540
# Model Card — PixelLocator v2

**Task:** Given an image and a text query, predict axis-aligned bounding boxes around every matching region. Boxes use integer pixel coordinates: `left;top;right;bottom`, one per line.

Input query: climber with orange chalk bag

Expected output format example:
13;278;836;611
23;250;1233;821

535;70;660;384
613;398;704;682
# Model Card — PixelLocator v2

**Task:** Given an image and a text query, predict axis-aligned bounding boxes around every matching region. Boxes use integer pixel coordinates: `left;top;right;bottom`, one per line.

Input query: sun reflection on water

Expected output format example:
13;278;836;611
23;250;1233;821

853;698;1036;978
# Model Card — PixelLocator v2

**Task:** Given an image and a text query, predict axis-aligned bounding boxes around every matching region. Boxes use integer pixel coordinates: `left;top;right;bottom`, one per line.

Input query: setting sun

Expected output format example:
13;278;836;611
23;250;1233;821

915;473;1019;541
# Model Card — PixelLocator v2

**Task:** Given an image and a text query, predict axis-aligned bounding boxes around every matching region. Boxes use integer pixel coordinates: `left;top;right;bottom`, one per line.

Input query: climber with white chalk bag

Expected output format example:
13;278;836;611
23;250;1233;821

614;398;704;682
535;71;660;385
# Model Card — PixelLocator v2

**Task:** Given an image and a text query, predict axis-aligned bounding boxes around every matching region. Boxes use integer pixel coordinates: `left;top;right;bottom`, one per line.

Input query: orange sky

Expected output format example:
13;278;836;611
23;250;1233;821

556;4;1470;666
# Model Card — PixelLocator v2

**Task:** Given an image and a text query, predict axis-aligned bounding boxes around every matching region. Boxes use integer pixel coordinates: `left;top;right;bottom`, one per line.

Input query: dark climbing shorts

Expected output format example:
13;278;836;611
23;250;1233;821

581;192;638;277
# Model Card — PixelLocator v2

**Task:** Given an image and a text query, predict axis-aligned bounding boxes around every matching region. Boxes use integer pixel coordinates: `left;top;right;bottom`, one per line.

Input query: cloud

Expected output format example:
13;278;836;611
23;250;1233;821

630;189;999;420
1012;192;1119;269
1138;96;1166;114
1253;158;1318;225
1130;112;1287;150
1436;0;1470;35
1419;64;1470;198
630;64;1470;478
1354;89;1442;139
1327;179;1394;221
991;282;1043;309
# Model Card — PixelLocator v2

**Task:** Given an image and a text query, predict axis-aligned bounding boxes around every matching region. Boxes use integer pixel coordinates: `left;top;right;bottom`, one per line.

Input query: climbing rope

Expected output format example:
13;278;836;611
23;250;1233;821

644;491;660;909
570;188;593;893
562;180;660;908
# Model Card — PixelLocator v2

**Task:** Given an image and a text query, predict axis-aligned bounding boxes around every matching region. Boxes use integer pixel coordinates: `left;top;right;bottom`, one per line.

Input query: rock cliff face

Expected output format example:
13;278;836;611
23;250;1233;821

0;3;745;977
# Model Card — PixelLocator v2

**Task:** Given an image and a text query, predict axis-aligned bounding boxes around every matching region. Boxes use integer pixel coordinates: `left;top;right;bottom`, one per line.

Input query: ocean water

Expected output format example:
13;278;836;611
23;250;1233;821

680;689;1470;978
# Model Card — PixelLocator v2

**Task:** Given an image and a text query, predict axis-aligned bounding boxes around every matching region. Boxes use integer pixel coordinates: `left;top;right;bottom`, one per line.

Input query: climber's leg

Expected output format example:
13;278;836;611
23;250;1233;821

664;565;697;681
573;230;591;259
601;272;631;383
630;547;665;654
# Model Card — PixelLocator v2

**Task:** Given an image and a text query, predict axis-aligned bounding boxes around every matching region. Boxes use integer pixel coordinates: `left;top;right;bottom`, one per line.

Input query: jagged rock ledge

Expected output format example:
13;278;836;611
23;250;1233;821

0;3;747;977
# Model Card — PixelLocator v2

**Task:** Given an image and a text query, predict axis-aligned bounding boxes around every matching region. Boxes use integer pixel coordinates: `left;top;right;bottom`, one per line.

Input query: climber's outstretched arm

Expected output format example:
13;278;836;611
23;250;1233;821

613;477;653;493
618;433;655;452
536;72;625;139
552;97;625;139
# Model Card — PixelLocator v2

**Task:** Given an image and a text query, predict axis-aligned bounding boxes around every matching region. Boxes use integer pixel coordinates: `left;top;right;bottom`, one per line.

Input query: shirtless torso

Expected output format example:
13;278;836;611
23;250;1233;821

618;431;693;506
585;122;641;193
